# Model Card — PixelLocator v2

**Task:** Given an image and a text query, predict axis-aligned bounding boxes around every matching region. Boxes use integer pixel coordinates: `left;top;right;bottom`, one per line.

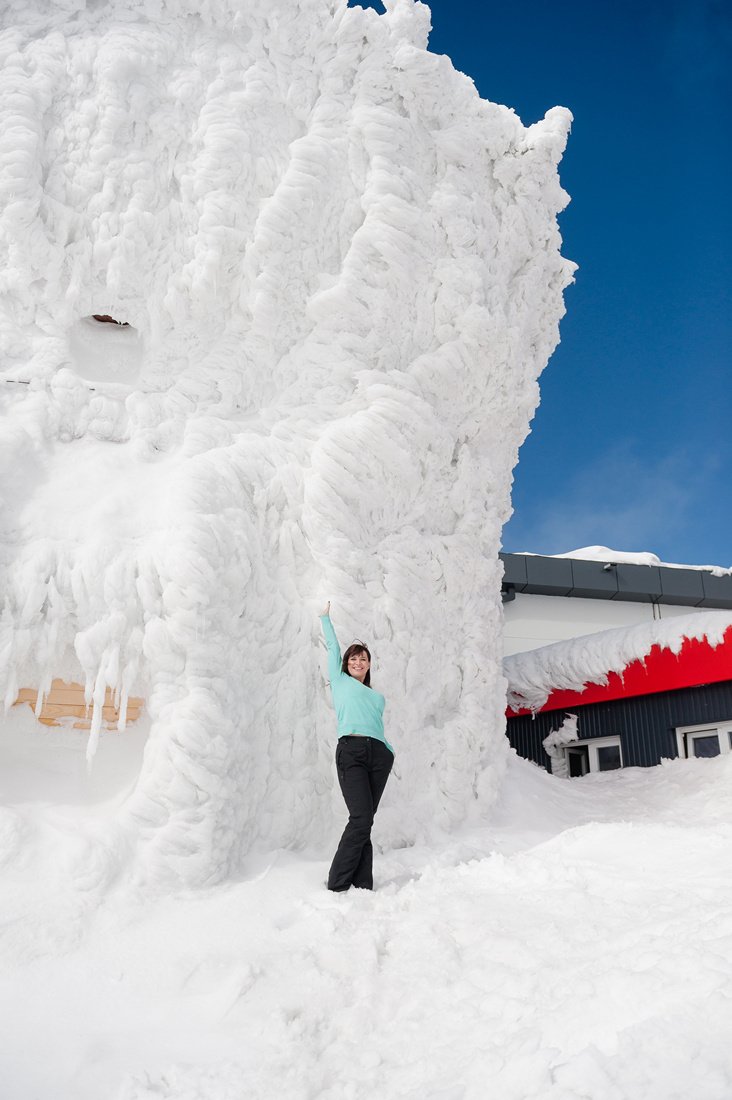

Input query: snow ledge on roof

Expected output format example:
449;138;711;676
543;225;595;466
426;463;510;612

504;609;732;713
512;546;732;577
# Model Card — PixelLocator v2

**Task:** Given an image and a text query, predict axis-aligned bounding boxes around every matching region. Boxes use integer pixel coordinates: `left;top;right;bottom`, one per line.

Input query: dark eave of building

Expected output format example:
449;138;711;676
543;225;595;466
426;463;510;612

500;552;732;609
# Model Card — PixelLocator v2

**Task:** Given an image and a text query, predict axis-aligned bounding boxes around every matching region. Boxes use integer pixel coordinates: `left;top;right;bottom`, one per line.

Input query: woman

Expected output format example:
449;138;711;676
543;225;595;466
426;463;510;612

320;601;394;891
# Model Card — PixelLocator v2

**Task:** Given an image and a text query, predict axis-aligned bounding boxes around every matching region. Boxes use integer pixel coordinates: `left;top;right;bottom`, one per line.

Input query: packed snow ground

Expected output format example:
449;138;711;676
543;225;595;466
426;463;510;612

2;739;731;1100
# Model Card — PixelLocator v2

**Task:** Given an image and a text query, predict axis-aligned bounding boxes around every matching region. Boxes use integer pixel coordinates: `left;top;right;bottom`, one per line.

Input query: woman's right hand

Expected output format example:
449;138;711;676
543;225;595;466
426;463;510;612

321;600;330;616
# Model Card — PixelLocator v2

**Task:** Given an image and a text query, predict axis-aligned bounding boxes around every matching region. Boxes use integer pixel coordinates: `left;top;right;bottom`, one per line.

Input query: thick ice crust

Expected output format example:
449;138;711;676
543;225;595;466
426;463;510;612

0;0;573;882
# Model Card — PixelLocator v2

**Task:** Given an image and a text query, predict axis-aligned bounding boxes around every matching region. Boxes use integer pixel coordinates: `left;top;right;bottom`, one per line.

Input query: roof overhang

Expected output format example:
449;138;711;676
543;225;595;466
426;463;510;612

507;625;732;716
501;553;732;608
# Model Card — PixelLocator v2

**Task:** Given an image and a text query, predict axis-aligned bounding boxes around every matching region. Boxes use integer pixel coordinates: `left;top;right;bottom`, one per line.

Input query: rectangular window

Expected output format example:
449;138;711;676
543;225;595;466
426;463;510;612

691;734;721;758
563;736;623;777
597;744;622;771
567;745;589;777
676;722;732;760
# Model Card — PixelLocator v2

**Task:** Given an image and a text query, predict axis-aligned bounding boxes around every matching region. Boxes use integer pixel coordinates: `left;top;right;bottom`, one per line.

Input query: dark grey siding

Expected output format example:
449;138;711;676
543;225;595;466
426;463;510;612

506;680;732;770
500;552;732;608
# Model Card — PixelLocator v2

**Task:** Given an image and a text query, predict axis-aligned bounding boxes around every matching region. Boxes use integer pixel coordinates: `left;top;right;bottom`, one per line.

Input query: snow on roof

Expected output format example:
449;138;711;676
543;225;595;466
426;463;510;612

520;546;732;577
504;609;732;713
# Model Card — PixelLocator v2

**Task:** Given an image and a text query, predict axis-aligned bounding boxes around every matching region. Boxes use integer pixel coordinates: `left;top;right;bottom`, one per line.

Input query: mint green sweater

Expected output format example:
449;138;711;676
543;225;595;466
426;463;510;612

320;615;394;755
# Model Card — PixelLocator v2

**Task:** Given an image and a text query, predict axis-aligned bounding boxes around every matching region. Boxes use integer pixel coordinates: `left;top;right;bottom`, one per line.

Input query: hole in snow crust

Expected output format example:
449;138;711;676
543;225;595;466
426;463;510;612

68;316;144;386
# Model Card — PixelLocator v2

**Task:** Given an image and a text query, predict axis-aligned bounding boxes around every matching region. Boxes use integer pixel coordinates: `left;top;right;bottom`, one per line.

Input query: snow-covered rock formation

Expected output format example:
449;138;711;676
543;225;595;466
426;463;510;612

0;0;573;883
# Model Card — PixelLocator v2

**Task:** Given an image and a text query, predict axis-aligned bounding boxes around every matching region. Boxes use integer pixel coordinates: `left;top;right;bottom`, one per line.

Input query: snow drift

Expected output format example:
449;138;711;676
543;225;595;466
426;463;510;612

0;0;573;883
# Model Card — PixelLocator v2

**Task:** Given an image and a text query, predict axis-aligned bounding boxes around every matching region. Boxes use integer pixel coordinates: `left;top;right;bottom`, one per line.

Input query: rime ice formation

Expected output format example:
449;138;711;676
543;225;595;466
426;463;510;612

542;712;578;777
0;0;573;883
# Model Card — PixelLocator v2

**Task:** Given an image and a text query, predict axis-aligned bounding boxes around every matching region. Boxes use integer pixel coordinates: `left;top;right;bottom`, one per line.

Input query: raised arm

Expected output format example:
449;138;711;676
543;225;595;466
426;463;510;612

319;603;343;682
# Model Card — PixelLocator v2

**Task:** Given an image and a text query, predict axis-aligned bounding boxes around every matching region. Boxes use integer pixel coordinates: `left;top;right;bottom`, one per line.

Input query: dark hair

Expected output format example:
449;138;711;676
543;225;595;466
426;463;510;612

342;642;371;687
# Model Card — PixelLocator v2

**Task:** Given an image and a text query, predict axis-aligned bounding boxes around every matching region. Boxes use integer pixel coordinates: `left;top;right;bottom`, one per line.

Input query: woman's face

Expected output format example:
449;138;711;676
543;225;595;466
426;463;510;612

347;650;370;682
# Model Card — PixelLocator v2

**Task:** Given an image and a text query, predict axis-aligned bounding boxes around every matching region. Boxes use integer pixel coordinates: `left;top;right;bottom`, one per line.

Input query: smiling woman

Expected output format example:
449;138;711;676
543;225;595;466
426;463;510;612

343;642;371;685
319;602;394;892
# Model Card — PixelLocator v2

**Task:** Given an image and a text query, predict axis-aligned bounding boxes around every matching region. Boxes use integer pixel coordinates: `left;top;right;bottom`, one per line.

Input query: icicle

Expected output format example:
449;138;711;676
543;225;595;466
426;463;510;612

117;688;129;733
86;668;107;768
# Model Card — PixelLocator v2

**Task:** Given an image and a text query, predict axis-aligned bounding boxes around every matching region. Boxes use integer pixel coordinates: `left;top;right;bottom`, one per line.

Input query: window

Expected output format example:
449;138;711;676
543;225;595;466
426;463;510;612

676;722;732;760
692;735;720;758
567;745;589;777
564;735;623;777
597;743;622;771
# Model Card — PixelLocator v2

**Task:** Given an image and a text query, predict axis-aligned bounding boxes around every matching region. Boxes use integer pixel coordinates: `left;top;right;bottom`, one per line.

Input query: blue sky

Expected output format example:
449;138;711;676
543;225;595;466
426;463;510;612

353;0;732;566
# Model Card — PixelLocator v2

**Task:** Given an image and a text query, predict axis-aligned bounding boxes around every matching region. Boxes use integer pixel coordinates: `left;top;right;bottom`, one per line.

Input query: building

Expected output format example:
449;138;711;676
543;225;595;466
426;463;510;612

501;549;732;776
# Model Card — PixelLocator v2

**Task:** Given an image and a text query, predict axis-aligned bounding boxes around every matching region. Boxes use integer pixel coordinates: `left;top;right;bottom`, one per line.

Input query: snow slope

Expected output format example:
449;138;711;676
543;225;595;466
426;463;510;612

0;0;573;882
2;751;731;1100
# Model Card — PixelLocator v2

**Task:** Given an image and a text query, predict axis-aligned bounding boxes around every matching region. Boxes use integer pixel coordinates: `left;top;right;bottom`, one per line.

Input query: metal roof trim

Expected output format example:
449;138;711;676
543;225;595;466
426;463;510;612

500;552;732;608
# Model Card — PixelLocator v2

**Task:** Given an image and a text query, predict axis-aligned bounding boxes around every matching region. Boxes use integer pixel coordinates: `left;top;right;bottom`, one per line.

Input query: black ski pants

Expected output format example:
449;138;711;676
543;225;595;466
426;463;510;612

328;735;393;892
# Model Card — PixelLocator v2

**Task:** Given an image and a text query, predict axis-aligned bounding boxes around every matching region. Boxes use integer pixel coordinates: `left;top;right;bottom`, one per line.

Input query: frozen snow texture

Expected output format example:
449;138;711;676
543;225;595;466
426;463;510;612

542;711;577;776
0;0;572;882
505;610;732;713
